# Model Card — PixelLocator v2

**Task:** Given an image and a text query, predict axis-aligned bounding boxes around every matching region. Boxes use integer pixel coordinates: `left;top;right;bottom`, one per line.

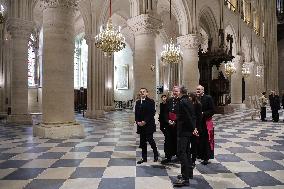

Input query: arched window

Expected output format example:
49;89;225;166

28;34;37;87
74;35;88;89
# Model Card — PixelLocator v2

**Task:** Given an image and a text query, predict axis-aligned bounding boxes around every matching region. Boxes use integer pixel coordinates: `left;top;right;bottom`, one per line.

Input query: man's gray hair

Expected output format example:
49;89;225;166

179;85;188;95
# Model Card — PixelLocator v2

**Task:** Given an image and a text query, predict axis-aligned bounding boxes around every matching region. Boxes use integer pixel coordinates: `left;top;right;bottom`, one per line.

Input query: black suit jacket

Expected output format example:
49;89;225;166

135;97;156;134
176;95;196;137
200;94;215;133
200;95;215;119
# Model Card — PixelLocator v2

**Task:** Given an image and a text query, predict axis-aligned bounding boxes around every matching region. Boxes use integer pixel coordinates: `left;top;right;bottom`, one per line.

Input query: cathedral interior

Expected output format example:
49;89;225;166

0;0;283;188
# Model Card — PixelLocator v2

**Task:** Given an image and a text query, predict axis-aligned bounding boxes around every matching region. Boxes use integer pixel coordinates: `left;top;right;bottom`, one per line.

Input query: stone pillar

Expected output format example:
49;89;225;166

264;0;278;92
6;18;33;124
168;63;179;90
0;23;5;114
244;61;255;108
128;14;162;99
34;0;84;138
230;55;245;108
104;55;115;111
177;34;200;92
85;36;105;119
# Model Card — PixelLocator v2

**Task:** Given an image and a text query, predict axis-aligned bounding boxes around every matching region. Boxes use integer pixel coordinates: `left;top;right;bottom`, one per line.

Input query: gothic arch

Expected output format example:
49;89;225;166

198;6;219;49
224;24;238;56
241;35;251;62
157;0;192;35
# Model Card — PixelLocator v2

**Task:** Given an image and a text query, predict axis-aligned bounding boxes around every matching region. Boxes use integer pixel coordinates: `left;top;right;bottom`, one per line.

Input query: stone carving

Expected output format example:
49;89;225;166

41;0;78;9
127;14;162;36
177;34;201;49
7;18;34;39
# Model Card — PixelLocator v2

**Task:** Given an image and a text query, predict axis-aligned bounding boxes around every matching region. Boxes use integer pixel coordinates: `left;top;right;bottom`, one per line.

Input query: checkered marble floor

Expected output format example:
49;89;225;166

0;109;283;189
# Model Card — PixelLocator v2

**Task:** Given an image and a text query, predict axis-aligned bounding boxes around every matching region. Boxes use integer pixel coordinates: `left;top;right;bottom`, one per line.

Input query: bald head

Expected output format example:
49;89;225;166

196;85;204;97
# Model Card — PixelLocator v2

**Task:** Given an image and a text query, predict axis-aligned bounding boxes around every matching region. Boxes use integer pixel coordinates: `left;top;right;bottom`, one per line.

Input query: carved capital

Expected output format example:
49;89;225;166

177;34;201;49
127;14;162;36
7;18;34;39
233;55;243;64
41;0;78;10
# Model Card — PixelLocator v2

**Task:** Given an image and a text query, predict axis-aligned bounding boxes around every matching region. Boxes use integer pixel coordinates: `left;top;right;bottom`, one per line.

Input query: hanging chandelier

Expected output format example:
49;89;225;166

160;0;182;64
241;64;250;78
0;4;5;24
224;61;236;77
161;38;182;64
95;0;126;56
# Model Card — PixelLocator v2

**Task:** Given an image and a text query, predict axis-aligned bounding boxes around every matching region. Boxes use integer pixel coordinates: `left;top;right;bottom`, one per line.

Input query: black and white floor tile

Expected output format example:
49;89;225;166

0;109;283;189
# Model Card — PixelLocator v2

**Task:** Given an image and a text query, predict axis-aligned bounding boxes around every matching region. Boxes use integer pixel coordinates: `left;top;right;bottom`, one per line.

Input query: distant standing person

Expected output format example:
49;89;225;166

196;85;215;165
259;92;268;121
135;88;159;164
269;91;281;122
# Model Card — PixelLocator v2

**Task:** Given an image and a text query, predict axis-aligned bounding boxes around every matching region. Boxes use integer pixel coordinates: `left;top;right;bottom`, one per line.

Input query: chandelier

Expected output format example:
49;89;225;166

0;4;4;24
224;61;236;77
241;64;250;78
160;0;182;64
95;0;126;56
161;38;182;64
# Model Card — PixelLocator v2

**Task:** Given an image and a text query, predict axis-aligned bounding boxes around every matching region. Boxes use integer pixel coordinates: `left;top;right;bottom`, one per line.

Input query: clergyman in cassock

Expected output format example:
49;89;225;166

196;85;215;165
161;86;179;164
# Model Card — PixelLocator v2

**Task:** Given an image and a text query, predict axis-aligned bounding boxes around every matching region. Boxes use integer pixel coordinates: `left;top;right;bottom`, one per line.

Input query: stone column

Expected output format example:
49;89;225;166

230;55;245;108
177;34;200;92
85;36;105;119
264;0;278;92
244;61;255;108
168;63;179;90
34;0;84;138
0;23;5;114
6;18;33;123
128;14;162;99
104;55;115;111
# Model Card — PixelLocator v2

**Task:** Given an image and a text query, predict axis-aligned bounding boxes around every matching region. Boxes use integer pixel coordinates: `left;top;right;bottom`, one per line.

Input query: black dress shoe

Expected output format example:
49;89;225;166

173;178;189;187
137;159;147;164
161;158;171;164
177;174;193;179
201;160;210;165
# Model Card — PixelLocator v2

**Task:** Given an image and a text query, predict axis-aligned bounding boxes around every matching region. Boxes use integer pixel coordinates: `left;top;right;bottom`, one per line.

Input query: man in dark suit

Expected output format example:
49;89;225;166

173;86;198;187
196;85;215;165
269;90;281;122
135;88;158;164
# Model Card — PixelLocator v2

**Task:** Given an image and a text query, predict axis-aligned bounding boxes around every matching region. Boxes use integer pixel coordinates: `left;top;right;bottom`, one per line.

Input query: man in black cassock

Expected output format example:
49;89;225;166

160;86;180;164
196;85;215;165
135;88;159;164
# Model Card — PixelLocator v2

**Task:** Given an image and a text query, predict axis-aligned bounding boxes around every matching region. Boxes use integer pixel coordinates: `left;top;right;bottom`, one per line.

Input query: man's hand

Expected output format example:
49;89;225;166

169;120;175;126
141;121;146;126
193;128;199;136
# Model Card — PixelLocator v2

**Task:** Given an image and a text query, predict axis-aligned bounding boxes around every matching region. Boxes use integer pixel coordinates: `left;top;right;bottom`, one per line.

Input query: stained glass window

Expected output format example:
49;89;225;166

28;35;36;87
74;35;88;89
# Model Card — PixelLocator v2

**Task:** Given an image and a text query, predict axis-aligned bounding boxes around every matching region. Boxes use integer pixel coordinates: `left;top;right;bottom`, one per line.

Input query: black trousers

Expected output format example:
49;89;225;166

260;107;266;121
140;133;158;160
164;126;177;159
190;136;198;163
177;136;193;180
272;109;279;122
